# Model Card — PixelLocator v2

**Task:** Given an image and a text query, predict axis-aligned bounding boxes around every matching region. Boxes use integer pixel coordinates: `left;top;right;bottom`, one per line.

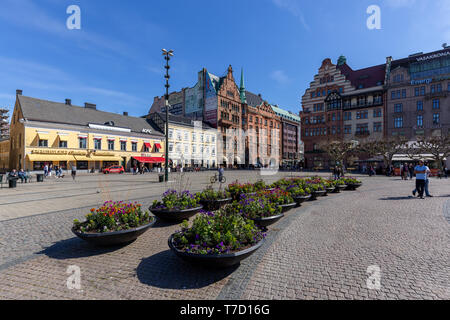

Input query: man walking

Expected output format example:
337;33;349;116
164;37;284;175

71;163;77;181
413;160;429;199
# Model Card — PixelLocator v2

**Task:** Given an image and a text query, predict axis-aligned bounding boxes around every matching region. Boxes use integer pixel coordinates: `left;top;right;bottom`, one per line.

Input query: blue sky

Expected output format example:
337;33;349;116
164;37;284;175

0;0;448;118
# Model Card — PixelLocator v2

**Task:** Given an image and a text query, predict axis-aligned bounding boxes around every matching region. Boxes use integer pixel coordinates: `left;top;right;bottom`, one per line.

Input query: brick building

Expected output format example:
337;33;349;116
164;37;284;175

271;105;302;168
242;100;281;167
300;58;355;169
301;56;388;169
385;47;450;140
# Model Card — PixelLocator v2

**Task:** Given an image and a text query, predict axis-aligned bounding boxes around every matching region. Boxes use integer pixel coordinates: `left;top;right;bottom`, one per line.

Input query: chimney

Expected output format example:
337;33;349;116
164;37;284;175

84;102;97;110
16;89;23;96
123;112;128;116
65;99;72;106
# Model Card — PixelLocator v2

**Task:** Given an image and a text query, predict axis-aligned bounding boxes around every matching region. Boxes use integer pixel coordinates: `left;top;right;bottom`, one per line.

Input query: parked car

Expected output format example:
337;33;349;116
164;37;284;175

102;165;125;174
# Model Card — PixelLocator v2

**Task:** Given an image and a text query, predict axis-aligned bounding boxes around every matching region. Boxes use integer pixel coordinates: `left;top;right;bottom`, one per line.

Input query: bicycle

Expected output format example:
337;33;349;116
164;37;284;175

210;174;226;184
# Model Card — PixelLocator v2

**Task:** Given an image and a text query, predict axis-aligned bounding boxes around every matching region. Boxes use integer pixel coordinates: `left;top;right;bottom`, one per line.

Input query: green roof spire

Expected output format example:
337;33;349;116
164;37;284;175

239;68;247;103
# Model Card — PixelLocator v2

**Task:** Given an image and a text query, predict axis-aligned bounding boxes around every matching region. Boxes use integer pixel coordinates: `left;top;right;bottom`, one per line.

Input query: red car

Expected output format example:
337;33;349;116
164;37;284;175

102;165;125;174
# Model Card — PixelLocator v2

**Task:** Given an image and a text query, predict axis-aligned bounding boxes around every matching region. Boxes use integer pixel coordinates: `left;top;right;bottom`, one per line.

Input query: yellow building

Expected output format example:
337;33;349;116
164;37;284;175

9;92;166;172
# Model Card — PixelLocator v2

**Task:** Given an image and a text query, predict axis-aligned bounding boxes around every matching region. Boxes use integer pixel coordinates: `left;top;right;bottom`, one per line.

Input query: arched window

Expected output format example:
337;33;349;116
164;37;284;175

325;91;342;111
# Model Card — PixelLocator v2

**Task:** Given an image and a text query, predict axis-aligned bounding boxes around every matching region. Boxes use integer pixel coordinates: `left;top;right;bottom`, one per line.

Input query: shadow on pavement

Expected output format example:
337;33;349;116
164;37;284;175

136;250;237;289
39;237;128;259
379;196;416;200
150;219;183;229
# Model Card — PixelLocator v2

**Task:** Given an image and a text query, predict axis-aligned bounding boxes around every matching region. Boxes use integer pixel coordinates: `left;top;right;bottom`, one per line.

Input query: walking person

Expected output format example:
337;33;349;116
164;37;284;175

71;163;77;181
44;164;48;177
413;160;429;199
408;163;414;180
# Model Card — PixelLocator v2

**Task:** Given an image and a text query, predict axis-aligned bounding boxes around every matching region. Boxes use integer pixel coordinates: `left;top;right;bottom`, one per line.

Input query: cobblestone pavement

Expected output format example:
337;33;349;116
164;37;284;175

0;173;449;300
0;170;296;221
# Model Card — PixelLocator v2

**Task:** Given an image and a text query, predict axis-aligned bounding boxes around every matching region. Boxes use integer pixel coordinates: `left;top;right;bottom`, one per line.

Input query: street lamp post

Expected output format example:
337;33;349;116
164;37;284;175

162;49;173;182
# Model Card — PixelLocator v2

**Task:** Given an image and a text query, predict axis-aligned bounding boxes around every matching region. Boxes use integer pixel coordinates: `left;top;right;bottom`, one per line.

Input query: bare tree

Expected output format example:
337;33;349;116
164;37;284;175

320;140;359;170
412;135;450;174
358;137;408;169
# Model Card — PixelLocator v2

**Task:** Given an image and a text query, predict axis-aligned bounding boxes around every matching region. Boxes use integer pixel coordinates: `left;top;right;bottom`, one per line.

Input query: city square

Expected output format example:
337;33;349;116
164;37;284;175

0;0;449;307
0;171;448;300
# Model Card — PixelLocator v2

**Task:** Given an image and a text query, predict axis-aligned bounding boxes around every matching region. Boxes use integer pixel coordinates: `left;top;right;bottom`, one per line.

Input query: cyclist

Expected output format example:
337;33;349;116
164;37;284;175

218;165;225;183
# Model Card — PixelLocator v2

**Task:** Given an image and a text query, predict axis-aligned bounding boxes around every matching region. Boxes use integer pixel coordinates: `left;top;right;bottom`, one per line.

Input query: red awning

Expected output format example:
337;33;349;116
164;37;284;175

144;142;152;149
133;157;165;164
155;143;162;149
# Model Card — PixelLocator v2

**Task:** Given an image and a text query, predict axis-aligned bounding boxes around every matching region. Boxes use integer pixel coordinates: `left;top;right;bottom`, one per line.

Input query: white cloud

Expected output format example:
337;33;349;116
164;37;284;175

270;70;290;84
272;0;310;30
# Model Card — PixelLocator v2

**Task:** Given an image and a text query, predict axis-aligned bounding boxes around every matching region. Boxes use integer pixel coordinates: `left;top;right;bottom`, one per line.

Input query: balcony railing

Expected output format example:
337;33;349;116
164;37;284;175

425;91;448;100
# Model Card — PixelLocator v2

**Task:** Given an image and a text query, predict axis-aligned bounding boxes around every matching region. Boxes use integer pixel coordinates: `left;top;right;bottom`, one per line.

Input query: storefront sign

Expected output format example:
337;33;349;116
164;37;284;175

142;129;152;134
94;152;115;156
411;78;432;85
416;51;450;62
30;149;88;156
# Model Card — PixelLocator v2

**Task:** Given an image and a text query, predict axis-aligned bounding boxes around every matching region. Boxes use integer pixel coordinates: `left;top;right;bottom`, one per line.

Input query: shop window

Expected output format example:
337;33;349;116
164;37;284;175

76;161;89;170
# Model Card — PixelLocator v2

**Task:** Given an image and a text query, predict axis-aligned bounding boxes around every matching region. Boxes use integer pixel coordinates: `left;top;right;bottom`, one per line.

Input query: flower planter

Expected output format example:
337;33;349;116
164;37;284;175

334;185;347;193
251;213;284;228
199;198;232;211
168;234;264;268
325;187;335;194
149;206;203;222
293;195;311;205
279;202;297;213
345;183;362;191
72;219;156;246
309;190;326;201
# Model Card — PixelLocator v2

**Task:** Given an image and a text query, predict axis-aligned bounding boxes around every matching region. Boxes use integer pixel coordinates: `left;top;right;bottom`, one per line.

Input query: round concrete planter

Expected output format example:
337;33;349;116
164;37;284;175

149;206;203;222
168;234;264;268
200;198;232;211
72;219;156;246
310;190;326;200
325;187;335;195
334;185;347;193
279;202;297;213
251;213;285;228
345;183;362;191
293;194;311;205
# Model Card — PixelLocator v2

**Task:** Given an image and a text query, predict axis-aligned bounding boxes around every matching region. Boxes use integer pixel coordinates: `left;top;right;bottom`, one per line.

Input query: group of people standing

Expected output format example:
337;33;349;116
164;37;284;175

43;164;64;179
332;167;344;180
132;164;149;175
400;163;415;180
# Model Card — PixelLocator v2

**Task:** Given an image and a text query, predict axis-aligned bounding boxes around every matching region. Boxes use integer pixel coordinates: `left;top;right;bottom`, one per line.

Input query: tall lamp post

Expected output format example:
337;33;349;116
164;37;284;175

162;49;174;182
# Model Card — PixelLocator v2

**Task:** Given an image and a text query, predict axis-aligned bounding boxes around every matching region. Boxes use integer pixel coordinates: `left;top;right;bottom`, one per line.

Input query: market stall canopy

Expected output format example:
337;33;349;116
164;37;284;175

393;154;446;162
132;156;165;164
